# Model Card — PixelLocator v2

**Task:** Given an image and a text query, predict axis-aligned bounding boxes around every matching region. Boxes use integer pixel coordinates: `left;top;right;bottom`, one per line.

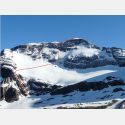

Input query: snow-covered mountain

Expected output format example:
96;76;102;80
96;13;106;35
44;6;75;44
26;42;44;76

0;38;125;109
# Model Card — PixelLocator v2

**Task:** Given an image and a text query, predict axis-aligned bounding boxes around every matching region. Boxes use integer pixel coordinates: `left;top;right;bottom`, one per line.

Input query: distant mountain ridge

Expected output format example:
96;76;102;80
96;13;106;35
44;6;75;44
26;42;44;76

2;38;124;69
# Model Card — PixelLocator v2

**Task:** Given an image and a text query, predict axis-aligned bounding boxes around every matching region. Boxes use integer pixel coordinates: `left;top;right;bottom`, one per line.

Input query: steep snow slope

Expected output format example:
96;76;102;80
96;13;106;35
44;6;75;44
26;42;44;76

10;51;125;86
0;38;125;109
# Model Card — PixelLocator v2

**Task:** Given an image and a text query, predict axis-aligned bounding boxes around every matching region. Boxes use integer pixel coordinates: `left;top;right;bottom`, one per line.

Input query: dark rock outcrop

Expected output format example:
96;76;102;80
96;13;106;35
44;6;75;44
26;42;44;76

0;85;9;101
1;67;14;78
27;79;61;95
113;88;125;93
51;78;125;95
0;49;29;99
5;87;20;103
111;47;125;67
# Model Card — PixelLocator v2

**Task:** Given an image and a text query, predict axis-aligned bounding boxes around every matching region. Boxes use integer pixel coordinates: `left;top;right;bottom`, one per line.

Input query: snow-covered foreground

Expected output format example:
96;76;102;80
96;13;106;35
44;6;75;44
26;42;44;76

1;84;125;109
1;51;125;109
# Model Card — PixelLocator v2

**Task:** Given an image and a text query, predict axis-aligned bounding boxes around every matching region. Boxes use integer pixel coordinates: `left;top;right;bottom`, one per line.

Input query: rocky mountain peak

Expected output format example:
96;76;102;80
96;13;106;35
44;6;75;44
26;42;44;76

0;38;125;107
1;38;125;68
63;38;99;49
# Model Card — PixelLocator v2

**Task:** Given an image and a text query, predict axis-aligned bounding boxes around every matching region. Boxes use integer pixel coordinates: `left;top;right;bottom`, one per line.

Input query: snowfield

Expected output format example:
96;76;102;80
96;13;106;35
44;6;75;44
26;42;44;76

11;51;125;86
0;39;125;109
1;85;125;109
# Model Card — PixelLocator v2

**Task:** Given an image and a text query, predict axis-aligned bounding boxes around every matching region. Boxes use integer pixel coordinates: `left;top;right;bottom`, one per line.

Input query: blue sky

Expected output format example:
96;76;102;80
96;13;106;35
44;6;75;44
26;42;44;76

1;15;125;50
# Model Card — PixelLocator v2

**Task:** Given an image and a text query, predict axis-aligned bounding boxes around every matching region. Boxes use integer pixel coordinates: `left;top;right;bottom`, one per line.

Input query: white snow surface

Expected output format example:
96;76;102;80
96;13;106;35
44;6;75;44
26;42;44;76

9;51;125;86
1;48;125;109
69;46;100;58
1;85;125;109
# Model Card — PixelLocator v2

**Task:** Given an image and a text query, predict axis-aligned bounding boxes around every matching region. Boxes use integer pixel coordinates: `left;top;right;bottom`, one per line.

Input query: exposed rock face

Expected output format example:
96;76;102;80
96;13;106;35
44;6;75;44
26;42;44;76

51;77;125;95
4;38;124;69
26;77;125;96
62;38;100;50
27;79;61;95
113;88;125;93
0;38;125;103
1;67;14;78
0;85;8;101
0;49;29;102
0;49;17;78
64;54;117;69
5;87;20;103
63;45;117;69
111;47;125;66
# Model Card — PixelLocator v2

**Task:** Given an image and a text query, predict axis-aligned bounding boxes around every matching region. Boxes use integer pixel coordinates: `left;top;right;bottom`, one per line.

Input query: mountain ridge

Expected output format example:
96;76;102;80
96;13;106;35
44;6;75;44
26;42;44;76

3;38;124;68
0;38;125;108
